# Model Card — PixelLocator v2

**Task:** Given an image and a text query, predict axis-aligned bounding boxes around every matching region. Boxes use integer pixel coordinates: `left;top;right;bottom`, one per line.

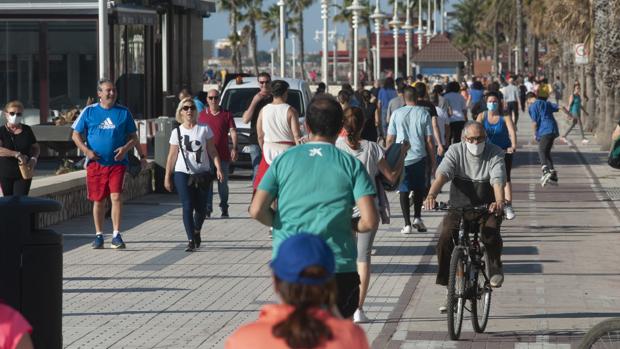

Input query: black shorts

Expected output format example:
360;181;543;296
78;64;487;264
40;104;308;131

334;272;360;318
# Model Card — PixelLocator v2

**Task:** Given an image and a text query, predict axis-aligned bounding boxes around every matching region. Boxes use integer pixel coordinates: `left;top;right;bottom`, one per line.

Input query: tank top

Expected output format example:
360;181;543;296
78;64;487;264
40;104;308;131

261;103;295;164
483;112;511;149
570;94;582;116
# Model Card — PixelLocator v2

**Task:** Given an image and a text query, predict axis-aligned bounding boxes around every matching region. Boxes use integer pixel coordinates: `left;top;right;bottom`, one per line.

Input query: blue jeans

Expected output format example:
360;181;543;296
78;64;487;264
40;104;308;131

173;172;208;241
247;144;262;181
207;161;229;212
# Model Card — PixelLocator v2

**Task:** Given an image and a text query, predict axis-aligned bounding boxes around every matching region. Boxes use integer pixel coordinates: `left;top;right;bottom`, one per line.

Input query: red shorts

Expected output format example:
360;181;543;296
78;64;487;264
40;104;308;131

86;162;126;202
253;156;270;191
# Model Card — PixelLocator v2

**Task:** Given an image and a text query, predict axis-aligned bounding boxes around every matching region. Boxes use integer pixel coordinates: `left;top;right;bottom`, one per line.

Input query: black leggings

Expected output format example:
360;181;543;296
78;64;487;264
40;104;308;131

450;121;466;144
0;177;32;196
538;134;556;170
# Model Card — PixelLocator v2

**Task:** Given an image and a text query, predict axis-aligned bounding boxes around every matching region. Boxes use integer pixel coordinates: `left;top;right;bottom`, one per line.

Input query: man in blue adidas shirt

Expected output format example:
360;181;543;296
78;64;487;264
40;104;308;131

72;78;143;249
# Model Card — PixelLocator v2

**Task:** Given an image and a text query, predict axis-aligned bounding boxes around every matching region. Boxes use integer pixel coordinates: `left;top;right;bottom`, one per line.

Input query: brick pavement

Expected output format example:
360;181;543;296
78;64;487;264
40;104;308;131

55;114;620;348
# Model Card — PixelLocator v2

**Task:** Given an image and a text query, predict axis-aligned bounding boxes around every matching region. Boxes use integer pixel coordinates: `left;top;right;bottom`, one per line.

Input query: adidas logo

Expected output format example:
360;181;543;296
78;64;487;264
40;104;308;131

98;117;116;130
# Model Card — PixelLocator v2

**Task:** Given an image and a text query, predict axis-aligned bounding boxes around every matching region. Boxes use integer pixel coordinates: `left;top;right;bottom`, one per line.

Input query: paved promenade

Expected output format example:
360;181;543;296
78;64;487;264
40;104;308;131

55;115;620;348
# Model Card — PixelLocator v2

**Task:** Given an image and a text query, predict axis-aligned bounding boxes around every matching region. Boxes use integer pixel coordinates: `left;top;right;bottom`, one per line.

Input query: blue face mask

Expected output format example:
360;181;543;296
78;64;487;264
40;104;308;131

487;102;498;112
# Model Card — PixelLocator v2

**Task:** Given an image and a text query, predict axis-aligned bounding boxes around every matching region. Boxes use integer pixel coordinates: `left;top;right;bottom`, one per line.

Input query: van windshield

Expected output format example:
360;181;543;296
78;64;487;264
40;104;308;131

220;88;304;120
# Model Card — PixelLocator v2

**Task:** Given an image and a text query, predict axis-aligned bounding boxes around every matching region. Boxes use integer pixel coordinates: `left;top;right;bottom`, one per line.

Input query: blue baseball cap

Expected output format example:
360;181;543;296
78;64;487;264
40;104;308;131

270;233;335;286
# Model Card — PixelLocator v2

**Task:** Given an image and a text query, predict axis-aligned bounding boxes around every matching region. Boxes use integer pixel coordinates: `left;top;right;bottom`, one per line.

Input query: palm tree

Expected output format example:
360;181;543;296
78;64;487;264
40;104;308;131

290;0;314;80
333;0;354;83
220;0;243;72
240;0;263;75
516;0;525;73
451;0;487;75
260;4;298;76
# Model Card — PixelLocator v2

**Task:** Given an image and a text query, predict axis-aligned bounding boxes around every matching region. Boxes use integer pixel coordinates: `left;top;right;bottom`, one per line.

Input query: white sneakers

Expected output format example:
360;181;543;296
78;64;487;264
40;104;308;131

400;225;413;235
353;308;369;323
490;274;504;288
402;218;427;234
505;204;516;220
581;138;590;144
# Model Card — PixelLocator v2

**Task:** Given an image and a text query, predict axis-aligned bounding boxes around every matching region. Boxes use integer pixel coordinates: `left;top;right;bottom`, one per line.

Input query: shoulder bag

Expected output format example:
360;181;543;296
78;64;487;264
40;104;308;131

176;127;213;189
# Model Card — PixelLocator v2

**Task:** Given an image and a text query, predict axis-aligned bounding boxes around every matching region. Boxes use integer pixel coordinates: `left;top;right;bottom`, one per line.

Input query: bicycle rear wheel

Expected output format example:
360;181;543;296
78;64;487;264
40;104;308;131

471;250;492;333
579;318;620;349
447;247;466;340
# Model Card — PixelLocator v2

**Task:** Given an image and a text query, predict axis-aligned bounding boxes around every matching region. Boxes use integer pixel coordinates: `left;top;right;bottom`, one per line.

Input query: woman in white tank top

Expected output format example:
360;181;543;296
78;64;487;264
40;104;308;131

254;80;302;189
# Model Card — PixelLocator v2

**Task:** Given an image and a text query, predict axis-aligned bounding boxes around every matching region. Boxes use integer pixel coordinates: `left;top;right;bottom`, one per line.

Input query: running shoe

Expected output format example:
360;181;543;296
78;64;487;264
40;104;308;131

540;172;552;187
413;218;427;232
490;274;504;288
111;234;126;249
353;308;369;323
559;136;569;144
505;204;516;220
548;170;558;186
221;208;229;218
439;303;447;314
581;139;590;144
185;240;196;252
92;234;104;249
193;230;202;249
400;225;413;235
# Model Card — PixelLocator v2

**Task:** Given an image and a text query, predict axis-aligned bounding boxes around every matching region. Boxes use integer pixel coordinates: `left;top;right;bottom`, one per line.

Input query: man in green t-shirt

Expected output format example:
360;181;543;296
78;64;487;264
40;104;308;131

250;96;378;319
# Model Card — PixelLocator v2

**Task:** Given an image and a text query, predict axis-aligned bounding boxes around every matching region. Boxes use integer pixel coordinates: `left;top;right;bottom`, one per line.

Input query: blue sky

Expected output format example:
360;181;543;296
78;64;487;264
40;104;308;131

203;0;456;52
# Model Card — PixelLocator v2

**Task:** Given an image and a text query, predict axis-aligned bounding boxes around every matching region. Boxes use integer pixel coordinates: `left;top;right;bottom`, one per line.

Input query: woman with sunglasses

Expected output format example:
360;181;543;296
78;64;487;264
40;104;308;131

0;100;40;196
164;98;223;251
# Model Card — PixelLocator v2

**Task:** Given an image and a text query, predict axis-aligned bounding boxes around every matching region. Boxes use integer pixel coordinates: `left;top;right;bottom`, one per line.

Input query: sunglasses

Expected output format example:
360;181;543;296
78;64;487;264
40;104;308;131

207;96;219;100
8;112;23;116
465;136;486;143
258;80;270;85
182;105;196;111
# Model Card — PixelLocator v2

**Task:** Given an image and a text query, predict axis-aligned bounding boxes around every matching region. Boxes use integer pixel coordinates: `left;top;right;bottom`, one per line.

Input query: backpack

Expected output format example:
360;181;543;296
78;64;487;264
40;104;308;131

609;137;620;169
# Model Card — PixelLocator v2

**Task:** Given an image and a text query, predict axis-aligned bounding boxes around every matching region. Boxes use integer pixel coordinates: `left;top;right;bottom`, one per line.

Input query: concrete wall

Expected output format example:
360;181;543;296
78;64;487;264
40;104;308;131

29;164;153;228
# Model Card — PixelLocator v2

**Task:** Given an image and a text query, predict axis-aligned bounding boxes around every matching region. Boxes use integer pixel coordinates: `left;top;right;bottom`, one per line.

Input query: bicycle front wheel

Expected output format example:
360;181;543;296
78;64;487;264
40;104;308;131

471;250;492;333
447;247;466;340
579;318;620;349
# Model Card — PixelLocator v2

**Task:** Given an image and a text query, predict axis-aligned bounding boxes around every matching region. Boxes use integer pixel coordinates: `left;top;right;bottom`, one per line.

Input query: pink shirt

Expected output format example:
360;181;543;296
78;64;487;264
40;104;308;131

0;304;32;349
226;304;369;349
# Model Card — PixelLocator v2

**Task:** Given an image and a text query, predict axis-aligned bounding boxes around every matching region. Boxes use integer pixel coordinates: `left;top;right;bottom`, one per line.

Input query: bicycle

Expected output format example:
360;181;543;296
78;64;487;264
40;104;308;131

579;317;620;348
443;205;494;340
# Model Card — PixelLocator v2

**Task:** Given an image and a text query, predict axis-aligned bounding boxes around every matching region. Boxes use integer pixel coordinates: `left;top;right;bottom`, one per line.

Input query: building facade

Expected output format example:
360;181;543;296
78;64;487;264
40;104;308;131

0;0;215;123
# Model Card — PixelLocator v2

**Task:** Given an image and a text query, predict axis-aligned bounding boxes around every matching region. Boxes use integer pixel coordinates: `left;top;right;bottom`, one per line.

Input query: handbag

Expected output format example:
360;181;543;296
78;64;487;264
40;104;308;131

126;153;142;178
176;126;213;189
609;137;620;169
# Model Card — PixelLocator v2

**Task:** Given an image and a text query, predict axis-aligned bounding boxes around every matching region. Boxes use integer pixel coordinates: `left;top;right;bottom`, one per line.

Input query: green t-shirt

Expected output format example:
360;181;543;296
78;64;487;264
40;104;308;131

258;142;376;273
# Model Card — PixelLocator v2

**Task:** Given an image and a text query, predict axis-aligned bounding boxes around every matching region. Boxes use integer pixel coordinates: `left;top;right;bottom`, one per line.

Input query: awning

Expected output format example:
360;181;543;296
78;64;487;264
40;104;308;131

110;4;158;26
0;1;98;15
171;0;216;14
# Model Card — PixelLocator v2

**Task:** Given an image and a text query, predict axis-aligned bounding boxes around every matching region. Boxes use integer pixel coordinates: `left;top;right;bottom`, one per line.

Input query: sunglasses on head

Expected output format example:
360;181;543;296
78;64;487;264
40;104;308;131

182;105;196;111
465;136;485;143
8;112;22;116
207;96;219;100
258;80;270;85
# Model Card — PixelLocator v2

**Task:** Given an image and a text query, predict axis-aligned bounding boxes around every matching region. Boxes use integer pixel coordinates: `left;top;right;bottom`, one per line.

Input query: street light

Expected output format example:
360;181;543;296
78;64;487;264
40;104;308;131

426;0;432;44
291;33;296;79
348;0;364;89
402;0;414;78
370;0;387;81
417;0;423;50
331;32;338;83
321;0;329;86
269;48;275;76
440;0;445;33
389;0;402;78
278;0;286;77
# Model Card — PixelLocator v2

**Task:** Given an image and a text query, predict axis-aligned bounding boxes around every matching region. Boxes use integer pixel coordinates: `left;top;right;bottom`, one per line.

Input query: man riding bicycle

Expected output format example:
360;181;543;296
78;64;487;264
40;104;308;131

424;121;507;312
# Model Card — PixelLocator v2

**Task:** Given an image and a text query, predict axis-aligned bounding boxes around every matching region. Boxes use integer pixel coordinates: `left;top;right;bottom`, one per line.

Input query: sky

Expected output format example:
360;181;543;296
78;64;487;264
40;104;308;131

203;0;457;53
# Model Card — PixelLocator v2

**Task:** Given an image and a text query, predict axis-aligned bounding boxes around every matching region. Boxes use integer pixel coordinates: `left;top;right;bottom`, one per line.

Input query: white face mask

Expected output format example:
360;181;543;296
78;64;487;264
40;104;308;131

7;115;22;125
466;141;485;156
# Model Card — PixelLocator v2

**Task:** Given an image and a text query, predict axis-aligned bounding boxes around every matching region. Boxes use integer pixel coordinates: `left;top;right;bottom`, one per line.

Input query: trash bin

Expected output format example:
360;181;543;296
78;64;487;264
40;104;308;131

0;196;62;349
153;116;178;192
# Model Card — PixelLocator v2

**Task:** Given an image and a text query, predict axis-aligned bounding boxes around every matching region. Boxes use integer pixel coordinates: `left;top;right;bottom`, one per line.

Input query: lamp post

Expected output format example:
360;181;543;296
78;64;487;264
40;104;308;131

269;48;275;76
432;0;437;35
291;33;296;79
348;0;364;88
417;0;423;50
370;0;387;81
402;0;414;78
331;31;337;83
278;0;286;77
426;0;432;44
389;0;401;78
98;0;108;79
321;0;329;86
440;0;445;33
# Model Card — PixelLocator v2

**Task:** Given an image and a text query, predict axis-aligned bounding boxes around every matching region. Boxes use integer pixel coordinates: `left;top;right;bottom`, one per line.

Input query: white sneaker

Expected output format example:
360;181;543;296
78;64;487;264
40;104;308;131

581;139;590;144
504;205;516;220
413;218;427;232
400;225;413;235
439;303;447;314
353;308;369;323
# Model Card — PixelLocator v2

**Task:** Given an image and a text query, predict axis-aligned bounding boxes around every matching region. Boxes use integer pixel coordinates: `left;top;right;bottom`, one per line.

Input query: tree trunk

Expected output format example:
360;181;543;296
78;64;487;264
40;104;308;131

516;0;524;73
492;21;499;77
600;85;615;150
527;32;538;74
231;10;241;72
250;18;259;75
585;64;595;132
298;9;306;81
